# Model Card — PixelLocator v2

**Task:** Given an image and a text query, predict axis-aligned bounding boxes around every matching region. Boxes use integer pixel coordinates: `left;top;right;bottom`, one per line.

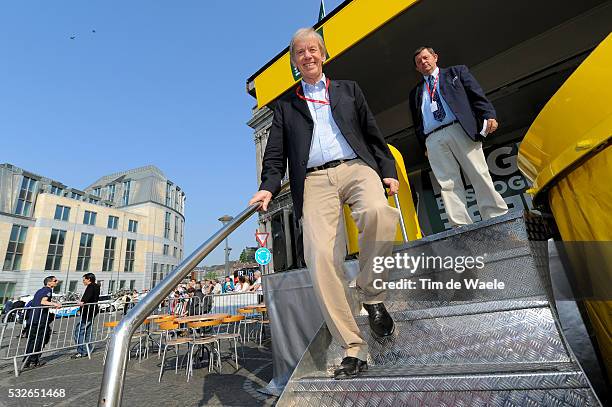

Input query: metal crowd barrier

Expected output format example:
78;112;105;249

158;292;258;316
98;194;270;406
204;291;259;315
0;301;131;377
0;290;261;380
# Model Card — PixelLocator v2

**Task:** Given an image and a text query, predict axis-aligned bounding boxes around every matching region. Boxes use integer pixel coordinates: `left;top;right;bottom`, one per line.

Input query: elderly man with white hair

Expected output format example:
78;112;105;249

249;28;400;379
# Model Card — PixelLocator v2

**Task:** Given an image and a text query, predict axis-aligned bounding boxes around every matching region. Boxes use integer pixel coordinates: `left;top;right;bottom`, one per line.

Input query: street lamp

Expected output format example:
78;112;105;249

218;215;234;278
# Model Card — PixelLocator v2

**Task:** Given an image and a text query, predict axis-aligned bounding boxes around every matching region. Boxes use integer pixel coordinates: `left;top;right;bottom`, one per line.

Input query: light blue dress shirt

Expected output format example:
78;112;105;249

420;67;457;135
302;74;357;168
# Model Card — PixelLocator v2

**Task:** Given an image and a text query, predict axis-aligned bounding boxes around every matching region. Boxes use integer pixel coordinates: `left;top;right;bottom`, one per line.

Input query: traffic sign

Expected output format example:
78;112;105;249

255;247;272;265
255;232;269;247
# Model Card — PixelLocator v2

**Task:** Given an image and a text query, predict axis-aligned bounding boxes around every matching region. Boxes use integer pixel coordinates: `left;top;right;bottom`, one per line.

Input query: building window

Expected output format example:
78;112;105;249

108;184;116;202
103;236;116;271
152;263;158;287
83;210;97;225
180;219;184;244
88;197;99;204
68;280;78;293
15;176;37;217
128;220;138;233
50;185;63;196
54;205;70;221
166;182;172;206
124;239;136;272
76;233;94;271
108;280;116;294
174;216;179;241
163;244;169;256
53;280;63;294
122;180;131;206
71;191;82;200
0;282;17;307
119;280;126;289
173;246;177;258
3;225;28;271
92;187;101;197
45;229;66;270
129;280;135;291
107;215;119;229
164;212;171;239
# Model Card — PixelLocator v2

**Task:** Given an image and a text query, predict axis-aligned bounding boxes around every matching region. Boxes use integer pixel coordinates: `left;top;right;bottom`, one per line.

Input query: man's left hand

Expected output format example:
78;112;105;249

486;118;499;134
383;178;399;195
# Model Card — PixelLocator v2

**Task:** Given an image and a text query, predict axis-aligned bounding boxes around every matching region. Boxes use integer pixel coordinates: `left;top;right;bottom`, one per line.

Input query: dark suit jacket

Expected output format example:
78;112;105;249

259;79;397;220
409;65;496;149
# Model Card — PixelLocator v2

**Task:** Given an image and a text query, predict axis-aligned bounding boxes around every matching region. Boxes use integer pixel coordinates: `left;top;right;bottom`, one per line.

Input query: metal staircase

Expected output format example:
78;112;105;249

277;212;602;406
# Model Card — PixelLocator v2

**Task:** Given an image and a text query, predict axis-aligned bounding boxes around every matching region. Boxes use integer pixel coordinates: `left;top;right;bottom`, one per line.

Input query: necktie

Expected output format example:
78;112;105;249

428;75;446;122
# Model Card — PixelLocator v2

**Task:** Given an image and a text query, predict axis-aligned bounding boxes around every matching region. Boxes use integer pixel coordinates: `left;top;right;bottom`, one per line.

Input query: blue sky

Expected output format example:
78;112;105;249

0;0;344;265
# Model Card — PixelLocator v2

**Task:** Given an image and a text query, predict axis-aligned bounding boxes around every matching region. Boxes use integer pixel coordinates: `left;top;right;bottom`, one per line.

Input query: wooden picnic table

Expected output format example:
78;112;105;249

174;313;230;324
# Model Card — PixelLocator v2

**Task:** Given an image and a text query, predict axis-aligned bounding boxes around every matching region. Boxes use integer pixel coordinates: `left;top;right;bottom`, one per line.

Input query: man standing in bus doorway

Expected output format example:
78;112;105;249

409;47;508;226
249;28;399;379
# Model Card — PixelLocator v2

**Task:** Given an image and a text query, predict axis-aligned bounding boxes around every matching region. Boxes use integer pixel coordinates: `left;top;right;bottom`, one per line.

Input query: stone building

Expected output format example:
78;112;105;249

0;164;185;300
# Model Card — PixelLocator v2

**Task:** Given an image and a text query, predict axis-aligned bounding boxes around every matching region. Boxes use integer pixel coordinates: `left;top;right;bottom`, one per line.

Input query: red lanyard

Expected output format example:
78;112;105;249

296;78;330;105
424;73;439;100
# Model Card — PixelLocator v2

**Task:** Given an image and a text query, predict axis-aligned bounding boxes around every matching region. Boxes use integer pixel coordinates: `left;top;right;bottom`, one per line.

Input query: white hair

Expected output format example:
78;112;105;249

289;27;327;64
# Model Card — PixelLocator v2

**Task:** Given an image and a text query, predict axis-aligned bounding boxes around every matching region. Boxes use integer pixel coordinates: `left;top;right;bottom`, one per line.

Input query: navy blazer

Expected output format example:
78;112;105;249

409;65;496;149
259;79;397;220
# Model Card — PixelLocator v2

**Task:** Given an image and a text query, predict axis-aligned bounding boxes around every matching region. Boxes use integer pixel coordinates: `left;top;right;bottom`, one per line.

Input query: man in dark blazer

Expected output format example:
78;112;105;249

249;28;399;379
409;46;508;226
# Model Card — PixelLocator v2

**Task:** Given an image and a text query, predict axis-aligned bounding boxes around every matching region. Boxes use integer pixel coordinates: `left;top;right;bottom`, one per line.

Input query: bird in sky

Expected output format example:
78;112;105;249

70;35;76;39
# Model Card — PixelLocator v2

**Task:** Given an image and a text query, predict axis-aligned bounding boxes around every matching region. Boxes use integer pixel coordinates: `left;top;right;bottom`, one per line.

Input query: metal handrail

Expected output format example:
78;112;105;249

97;181;408;406
393;195;409;243
97;190;275;406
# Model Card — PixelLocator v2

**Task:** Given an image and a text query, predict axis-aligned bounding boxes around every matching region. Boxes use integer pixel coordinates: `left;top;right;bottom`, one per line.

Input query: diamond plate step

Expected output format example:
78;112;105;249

281;371;599;407
276;212;602;406
305;361;580;379
292;307;571;380
289;370;590;392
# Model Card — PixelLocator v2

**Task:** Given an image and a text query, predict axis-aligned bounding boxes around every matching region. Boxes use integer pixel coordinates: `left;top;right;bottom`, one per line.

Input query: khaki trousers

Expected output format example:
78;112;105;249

302;159;399;360
426;123;508;226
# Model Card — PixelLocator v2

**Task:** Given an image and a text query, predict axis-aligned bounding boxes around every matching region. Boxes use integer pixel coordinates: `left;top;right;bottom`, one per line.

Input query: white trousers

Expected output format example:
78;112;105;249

425;123;508;226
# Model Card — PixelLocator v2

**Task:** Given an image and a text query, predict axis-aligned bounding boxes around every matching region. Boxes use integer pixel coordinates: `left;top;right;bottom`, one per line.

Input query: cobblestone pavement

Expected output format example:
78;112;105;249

0;341;277;407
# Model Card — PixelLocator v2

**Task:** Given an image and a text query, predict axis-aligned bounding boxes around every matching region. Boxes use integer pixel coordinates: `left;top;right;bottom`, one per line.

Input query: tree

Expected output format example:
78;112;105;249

204;270;218;281
239;247;257;263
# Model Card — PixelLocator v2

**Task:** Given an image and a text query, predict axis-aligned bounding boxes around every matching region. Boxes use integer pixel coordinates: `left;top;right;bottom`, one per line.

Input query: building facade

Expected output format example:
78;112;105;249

0;164;185;301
